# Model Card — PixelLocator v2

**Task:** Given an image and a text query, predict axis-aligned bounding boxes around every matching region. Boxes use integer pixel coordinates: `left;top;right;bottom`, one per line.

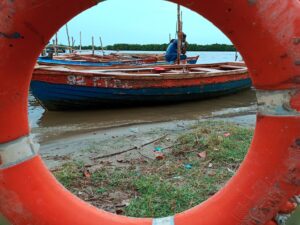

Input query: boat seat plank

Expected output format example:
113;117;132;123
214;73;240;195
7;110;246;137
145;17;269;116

219;65;246;69
190;68;222;72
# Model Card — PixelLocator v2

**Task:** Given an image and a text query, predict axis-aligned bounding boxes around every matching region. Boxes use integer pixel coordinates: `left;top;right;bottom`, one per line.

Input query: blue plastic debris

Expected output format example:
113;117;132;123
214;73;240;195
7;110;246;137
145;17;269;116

184;164;193;170
154;147;163;152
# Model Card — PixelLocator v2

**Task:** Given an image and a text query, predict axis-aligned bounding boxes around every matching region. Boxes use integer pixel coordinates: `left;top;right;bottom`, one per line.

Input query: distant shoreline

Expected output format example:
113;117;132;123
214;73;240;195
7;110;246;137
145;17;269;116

47;43;236;52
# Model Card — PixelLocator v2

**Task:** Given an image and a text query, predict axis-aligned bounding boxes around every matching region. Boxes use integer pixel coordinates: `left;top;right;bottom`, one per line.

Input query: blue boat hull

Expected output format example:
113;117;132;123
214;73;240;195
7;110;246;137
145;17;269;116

30;78;252;111
38;58;134;67
37;57;198;67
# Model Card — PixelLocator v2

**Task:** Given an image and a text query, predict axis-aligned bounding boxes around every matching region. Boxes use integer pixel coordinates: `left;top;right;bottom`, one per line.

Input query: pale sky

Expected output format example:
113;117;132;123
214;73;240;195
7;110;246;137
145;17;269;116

53;0;232;46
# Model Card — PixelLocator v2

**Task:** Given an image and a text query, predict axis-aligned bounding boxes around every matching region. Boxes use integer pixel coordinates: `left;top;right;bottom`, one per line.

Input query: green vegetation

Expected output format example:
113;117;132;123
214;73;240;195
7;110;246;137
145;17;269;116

0;214;11;225
287;207;300;225
54;161;84;188
53;121;253;218
104;43;170;51
94;43;235;51
50;43;236;52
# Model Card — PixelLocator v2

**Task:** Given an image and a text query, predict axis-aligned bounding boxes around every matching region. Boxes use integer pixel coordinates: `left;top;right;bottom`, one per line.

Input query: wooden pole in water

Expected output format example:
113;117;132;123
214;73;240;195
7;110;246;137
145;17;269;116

175;21;178;41
235;51;238;61
92;36;95;55
169;33;171;42
65;24;71;53
55;33;58;56
79;31;82;53
99;36;105;55
71;37;75;53
52;39;55;56
177;4;182;65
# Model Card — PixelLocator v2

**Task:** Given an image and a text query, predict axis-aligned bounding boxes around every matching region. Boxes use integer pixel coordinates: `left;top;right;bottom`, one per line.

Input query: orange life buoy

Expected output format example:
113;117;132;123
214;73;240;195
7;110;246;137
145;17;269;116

0;1;300;225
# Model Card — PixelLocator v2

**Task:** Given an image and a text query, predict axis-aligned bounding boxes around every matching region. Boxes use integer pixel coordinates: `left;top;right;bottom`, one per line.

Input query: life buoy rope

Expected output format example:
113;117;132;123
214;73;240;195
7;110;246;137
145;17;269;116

0;1;300;225
0;136;39;169
153;216;174;225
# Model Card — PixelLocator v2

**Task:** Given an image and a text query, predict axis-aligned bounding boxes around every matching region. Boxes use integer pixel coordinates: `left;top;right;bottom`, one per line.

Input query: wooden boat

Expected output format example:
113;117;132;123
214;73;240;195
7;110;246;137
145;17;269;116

37;55;200;67
52;53;162;62
31;62;251;111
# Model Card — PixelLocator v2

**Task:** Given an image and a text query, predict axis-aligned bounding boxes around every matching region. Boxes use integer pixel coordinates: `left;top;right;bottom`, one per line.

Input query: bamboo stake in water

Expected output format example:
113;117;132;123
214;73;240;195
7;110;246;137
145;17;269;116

71;37;75;53
99;36;105;55
52;39;55;56
79;31;82;53
55;33;58;56
65;24;71;53
92;36;95;55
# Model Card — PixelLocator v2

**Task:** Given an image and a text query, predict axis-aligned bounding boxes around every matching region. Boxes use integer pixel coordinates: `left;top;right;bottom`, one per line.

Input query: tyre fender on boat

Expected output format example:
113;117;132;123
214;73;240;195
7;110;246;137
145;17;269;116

0;1;300;225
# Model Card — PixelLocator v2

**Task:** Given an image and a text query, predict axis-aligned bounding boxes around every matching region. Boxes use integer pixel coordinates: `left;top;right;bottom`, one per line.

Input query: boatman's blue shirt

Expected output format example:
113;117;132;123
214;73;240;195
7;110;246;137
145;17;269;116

165;39;187;63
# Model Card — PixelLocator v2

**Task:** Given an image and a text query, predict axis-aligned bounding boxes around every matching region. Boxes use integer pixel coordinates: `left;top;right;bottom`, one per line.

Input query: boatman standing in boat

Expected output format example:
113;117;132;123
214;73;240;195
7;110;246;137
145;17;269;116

165;32;188;64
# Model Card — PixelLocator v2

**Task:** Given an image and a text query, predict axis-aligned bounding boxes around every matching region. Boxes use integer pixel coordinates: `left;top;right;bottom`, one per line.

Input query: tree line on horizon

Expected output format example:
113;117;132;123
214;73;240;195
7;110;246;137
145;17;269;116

65;43;236;52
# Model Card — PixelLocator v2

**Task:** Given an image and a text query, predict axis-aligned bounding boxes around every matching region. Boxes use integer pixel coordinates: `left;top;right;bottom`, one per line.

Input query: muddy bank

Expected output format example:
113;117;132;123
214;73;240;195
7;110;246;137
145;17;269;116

40;113;256;170
31;89;256;143
34;88;257;170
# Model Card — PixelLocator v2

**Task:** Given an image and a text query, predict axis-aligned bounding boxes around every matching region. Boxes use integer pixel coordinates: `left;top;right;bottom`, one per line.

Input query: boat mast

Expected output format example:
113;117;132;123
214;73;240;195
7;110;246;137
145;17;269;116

177;4;182;65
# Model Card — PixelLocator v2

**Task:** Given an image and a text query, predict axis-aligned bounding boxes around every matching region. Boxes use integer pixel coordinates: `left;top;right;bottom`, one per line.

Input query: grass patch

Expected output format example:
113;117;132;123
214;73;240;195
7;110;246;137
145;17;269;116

53;121;253;218
0;214;11;225
53;161;84;188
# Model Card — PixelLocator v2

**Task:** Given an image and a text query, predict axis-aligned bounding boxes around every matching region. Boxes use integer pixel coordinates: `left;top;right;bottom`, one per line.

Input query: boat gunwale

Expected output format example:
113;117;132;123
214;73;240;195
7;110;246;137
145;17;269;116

33;63;248;80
